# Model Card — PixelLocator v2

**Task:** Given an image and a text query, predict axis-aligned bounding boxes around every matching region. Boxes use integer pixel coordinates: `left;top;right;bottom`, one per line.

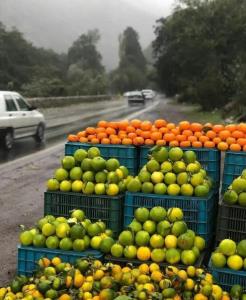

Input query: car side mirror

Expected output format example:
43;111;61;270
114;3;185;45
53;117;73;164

29;106;37;111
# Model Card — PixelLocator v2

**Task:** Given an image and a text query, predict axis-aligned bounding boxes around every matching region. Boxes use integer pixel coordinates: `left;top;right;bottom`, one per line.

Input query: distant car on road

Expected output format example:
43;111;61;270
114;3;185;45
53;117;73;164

127;91;146;106
0;91;45;150
142;89;155;100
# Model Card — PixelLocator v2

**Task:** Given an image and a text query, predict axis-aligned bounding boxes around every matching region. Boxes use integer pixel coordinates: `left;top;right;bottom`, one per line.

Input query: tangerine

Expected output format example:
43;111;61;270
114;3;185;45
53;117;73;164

155;119;167;128
230;144;241;151
217;142;229;151
179;121;190;130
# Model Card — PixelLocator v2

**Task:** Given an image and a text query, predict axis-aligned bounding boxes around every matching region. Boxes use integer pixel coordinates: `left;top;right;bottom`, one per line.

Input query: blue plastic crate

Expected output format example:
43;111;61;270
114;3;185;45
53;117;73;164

65;142;138;175
17;245;103;276
208;259;246;291
124;191;217;243
44;191;125;237
222;151;246;193
139;146;221;187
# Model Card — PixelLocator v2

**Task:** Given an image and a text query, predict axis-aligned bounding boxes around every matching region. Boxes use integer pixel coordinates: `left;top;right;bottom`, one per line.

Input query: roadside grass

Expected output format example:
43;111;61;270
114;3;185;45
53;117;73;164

168;100;224;124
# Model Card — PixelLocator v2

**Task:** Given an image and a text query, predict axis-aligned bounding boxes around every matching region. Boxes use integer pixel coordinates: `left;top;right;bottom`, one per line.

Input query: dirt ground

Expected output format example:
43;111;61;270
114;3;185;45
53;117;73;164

0;96;217;285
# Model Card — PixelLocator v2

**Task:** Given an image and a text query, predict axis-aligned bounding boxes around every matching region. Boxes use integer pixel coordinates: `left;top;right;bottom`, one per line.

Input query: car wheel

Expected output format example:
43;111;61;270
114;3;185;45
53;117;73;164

3;130;14;150
35;123;45;143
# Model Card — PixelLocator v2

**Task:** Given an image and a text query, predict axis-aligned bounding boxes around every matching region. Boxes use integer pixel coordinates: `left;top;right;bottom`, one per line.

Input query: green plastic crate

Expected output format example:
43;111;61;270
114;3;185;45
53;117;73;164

44;191;124;237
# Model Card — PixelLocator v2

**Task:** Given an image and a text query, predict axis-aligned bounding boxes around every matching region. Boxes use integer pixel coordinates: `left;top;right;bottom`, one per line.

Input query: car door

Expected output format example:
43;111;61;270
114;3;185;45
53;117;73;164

3;94;24;138
13;94;38;137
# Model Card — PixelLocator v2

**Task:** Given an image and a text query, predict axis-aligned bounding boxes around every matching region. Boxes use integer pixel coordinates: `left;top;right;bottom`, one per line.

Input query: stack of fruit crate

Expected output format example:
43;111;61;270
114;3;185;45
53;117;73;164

124;146;221;246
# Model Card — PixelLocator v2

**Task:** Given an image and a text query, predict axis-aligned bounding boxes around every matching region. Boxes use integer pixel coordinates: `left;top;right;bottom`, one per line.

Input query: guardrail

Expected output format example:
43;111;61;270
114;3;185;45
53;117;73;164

27;95;113;109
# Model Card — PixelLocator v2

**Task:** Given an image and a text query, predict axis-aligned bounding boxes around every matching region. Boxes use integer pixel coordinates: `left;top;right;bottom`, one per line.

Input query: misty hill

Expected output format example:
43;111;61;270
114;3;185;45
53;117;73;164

0;0;168;69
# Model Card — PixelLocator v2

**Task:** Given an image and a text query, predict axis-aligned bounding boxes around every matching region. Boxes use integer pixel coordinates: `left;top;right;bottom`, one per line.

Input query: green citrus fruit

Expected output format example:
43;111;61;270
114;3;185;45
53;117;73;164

61;156;75;170
69;167;83;180
74;149;87;162
54;168;68;181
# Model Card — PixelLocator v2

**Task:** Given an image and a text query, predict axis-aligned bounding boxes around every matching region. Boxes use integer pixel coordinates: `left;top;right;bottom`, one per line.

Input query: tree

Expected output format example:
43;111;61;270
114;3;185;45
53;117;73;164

153;0;246;110
67;29;104;74
119;27;146;71
111;27;147;92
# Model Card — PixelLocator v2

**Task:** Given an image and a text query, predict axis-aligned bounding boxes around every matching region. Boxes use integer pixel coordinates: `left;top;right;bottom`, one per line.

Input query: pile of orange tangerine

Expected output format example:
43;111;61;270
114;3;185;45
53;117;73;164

67;120;246;151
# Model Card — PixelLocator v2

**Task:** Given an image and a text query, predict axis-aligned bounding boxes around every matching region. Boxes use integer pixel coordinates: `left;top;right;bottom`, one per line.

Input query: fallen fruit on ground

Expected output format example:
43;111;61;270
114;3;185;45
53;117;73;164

0;257;232;300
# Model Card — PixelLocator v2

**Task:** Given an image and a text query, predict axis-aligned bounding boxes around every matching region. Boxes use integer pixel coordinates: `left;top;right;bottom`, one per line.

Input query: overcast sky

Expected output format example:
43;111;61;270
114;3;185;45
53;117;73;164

0;0;177;69
124;0;176;16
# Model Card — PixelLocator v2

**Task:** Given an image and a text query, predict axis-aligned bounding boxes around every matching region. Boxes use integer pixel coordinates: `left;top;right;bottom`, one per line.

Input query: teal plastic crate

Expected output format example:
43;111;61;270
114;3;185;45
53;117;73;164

216;202;246;243
222;151;246;193
139;146;221;187
65;142;138;175
17;245;103;276
124;191;218;243
208;259;246;291
44;191;124;237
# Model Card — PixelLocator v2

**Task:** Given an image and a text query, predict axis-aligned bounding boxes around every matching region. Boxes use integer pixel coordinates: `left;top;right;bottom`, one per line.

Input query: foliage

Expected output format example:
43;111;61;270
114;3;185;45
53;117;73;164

0;23;108;96
153;0;246;110
22;78;66;97
67;29;104;74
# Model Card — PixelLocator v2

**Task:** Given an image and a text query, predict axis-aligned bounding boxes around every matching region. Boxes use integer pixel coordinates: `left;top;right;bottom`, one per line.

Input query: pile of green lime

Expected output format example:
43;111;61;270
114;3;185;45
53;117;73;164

126;146;212;197
223;169;246;206
108;206;206;265
19;209;115;253
211;239;246;271
47;147;130;196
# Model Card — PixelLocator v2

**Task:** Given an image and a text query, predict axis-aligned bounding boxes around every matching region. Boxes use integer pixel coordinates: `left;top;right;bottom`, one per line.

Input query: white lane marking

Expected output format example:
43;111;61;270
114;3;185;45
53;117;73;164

1;100;160;170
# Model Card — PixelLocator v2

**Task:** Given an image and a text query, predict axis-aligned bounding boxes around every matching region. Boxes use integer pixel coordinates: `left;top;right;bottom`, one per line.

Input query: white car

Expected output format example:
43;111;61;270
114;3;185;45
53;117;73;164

0;91;45;150
142;89;155;100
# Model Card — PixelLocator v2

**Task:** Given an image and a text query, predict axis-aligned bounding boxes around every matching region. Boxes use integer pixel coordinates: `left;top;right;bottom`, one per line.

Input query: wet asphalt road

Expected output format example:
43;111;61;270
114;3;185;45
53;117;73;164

0;97;152;164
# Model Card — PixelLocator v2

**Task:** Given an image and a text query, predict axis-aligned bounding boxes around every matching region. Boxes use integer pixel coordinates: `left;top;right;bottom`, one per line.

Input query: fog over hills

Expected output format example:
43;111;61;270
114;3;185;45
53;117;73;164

0;0;173;69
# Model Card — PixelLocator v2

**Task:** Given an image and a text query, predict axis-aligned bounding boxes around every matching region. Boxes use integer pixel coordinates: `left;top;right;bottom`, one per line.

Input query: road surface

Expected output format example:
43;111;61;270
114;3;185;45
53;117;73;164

0;95;194;285
0;97;136;164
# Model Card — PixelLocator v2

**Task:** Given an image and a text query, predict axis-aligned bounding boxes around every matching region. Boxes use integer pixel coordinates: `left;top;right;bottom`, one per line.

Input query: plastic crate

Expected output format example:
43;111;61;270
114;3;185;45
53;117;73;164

222;151;246;193
124;191;218;243
44;191;124;237
65;142;138;175
139;146;221;187
208;259;246;291
104;251;205;268
215;202;246;243
17;245;103;276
